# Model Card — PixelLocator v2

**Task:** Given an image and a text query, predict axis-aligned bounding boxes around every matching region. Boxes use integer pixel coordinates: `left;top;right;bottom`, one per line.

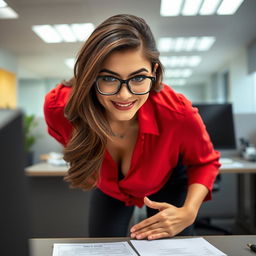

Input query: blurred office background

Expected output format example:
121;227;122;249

1;0;256;237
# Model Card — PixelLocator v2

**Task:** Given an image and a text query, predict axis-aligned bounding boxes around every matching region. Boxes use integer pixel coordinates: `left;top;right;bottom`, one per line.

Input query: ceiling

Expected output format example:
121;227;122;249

1;0;256;85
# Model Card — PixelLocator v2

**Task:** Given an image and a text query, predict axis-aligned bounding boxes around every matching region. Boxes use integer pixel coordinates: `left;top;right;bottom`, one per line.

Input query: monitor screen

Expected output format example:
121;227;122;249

193;103;236;150
0;109;30;255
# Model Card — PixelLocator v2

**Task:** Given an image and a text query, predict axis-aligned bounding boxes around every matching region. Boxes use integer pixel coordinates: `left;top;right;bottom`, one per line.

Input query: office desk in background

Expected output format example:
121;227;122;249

29;235;256;256
25;157;256;237
25;157;256;176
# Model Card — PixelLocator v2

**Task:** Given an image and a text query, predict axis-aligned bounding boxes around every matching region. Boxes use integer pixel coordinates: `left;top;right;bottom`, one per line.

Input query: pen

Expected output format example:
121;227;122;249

247;243;256;253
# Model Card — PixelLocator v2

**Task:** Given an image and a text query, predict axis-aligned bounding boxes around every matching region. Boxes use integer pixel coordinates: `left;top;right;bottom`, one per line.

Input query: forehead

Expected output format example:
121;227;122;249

101;48;151;74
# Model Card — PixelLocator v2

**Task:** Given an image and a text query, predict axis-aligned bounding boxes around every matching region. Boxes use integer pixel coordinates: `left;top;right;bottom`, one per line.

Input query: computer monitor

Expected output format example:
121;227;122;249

193;103;236;150
0;109;30;256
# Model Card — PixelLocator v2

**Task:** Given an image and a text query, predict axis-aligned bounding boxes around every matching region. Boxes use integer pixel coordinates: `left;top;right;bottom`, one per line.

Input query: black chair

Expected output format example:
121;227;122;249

194;174;232;235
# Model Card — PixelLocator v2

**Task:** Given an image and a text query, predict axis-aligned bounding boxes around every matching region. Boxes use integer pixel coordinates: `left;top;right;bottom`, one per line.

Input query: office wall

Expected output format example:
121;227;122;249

214;48;256;113
0;49;17;73
0;49;18;108
0;69;17;108
172;84;206;103
18;78;61;117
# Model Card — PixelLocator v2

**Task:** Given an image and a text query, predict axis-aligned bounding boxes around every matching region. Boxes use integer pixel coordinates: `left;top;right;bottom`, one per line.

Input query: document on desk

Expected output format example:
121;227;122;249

52;242;138;256
131;237;227;256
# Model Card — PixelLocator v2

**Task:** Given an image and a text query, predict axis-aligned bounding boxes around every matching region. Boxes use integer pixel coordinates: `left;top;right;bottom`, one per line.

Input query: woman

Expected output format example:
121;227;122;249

44;14;220;240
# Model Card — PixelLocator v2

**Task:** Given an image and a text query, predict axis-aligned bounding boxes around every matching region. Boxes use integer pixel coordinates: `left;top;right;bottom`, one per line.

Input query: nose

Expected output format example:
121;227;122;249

116;83;132;99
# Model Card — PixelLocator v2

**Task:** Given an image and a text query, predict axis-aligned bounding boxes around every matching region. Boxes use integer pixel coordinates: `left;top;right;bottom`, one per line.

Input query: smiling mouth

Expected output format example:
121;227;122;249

112;101;136;110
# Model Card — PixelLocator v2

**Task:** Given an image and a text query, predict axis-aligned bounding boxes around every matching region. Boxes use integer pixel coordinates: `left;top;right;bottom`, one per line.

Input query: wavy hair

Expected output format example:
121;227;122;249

63;14;164;190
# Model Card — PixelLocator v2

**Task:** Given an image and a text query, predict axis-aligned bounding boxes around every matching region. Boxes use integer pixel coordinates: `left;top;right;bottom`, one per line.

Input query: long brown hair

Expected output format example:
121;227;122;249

63;14;164;190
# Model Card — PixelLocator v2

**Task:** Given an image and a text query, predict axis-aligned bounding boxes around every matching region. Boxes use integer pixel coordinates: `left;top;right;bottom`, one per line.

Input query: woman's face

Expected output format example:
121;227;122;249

96;48;155;123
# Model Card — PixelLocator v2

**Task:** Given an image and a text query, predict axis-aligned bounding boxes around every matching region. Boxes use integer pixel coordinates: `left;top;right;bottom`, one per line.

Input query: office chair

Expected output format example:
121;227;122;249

194;174;232;235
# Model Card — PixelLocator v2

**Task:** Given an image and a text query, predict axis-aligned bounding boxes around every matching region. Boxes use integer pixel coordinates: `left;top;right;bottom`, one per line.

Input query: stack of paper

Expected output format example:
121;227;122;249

52;237;227;256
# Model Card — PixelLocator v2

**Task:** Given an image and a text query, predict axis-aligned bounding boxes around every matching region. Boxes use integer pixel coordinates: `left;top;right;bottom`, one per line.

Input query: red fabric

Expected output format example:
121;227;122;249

44;83;220;207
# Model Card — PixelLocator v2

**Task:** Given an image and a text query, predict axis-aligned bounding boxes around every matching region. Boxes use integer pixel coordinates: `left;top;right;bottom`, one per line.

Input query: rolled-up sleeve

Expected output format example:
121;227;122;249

180;101;221;201
43;84;73;147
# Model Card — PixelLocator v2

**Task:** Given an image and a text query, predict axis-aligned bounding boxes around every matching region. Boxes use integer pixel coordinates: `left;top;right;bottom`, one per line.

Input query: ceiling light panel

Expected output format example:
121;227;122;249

160;0;245;16
165;79;187;86
71;23;94;42
182;0;203;16
158;37;215;52
0;0;7;8
160;0;183;16
199;0;222;15
217;0;245;15
0;6;18;18
32;23;95;43
54;24;77;42
160;56;202;67
196;37;216;51
165;69;192;78
32;25;62;43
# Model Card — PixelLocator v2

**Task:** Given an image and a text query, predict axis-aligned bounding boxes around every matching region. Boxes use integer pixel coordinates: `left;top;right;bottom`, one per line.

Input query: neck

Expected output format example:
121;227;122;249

109;118;138;139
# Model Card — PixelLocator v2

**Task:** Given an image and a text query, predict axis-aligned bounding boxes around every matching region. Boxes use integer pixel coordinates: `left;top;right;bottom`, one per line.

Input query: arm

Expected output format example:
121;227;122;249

130;183;208;240
130;97;220;240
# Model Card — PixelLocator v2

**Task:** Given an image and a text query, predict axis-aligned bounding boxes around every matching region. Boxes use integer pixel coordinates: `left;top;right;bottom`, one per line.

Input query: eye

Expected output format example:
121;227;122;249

131;75;146;82
101;76;118;82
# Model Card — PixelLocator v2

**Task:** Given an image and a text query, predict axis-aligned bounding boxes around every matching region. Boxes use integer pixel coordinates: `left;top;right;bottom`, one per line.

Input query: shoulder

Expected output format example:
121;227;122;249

44;83;72;109
149;84;194;117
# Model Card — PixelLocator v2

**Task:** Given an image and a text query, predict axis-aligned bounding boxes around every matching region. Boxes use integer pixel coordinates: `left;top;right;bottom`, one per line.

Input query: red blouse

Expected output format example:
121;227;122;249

44;84;220;207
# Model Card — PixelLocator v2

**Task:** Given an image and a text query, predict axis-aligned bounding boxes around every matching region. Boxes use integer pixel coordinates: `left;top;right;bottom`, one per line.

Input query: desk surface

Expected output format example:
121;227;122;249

25;157;256;176
30;236;256;256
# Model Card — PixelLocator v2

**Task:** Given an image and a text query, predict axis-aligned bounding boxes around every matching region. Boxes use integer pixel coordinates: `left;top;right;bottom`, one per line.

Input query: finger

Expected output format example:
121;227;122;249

131;209;172;233
144;197;169;211
133;227;166;240
148;231;171;240
130;214;160;233
131;222;162;237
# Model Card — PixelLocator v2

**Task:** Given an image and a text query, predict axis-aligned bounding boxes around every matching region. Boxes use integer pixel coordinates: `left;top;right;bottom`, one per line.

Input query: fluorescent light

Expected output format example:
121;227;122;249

166;79;187;86
32;23;95;43
174;37;185;52
65;58;75;69
189;56;202;66
0;0;7;8
160;0;183;16
158;37;215;52
71;23;94;42
32;25;62;43
158;37;175;52
217;0;245;15
185;37;197;51
199;0;222;15
182;0;203;16
0;6;18;18
165;69;192;78
160;56;202;68
54;24;77;42
196;37;215;51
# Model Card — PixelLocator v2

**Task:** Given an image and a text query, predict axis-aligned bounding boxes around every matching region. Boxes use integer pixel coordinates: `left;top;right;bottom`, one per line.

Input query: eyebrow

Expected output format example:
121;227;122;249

99;68;149;77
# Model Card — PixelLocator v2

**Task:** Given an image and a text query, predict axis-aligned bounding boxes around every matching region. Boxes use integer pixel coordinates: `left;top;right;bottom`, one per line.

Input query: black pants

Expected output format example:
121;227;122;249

88;163;194;237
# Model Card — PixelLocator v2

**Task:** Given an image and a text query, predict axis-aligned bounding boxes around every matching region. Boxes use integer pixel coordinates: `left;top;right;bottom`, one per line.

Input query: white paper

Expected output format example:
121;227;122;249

52;242;138;256
131;237;227;256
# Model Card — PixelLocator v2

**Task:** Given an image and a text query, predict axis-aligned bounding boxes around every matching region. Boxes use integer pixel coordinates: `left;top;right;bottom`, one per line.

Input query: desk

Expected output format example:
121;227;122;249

25;158;256;237
25;157;256;176
29;235;256;256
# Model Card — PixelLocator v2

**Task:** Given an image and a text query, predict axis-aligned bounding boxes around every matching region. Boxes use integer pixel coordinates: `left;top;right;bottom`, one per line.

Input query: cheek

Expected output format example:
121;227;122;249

138;95;149;106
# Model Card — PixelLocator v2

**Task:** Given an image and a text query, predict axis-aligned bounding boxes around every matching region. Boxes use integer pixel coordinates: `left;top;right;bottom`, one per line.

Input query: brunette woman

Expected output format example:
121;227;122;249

44;14;220;239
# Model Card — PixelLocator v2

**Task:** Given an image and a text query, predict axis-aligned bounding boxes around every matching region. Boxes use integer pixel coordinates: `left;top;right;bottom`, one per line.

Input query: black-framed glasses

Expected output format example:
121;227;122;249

95;75;156;95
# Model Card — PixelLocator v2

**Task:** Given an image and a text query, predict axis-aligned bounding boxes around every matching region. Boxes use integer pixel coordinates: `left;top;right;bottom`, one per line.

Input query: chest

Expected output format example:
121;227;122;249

107;130;138;178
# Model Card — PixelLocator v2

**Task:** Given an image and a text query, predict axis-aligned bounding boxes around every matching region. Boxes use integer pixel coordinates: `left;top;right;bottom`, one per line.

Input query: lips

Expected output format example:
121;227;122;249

112;100;136;111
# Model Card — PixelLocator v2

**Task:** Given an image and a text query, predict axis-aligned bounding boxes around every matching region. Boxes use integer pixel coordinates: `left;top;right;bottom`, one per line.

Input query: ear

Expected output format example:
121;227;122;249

153;63;159;74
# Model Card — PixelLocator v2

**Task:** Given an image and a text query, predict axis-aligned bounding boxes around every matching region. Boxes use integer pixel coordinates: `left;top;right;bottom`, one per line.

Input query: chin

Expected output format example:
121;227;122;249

113;112;136;122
